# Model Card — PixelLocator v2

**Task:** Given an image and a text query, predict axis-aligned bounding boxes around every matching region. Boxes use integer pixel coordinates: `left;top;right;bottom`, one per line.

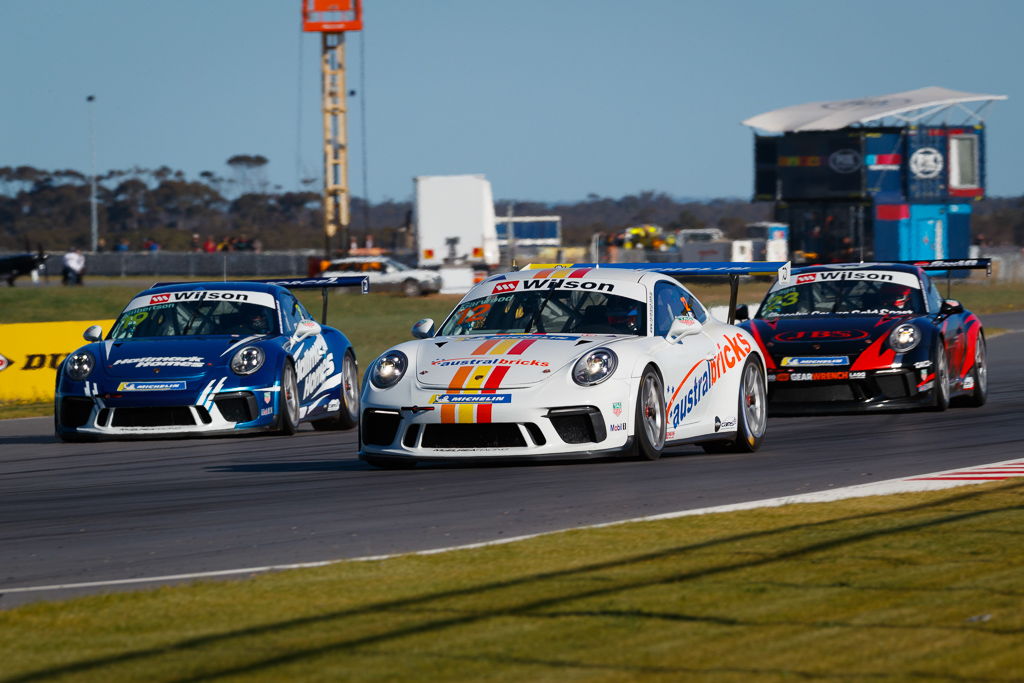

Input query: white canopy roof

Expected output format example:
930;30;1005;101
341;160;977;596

742;86;1006;133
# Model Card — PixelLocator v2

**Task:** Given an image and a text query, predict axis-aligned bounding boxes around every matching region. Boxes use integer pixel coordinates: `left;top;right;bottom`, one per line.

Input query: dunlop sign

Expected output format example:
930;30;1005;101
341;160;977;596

0;320;115;403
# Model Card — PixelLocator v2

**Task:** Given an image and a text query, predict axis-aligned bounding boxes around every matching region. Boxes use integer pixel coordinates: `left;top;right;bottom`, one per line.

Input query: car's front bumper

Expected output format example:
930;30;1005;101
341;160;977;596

359;376;634;461
766;365;936;415
54;381;283;440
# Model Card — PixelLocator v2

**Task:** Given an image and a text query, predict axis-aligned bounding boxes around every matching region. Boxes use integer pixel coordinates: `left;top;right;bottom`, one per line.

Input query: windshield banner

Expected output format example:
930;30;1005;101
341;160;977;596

123;290;277;312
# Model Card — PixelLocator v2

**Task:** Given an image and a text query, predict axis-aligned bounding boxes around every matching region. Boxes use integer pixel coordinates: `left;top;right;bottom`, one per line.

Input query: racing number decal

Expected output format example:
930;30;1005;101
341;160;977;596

456;304;490;325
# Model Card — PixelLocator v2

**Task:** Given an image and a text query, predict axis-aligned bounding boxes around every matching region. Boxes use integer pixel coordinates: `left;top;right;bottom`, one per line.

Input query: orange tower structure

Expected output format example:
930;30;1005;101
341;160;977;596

303;0;363;257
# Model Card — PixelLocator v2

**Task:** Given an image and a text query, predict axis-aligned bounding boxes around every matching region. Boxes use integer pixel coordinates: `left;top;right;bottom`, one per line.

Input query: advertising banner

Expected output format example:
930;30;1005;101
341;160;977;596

0;320;115;403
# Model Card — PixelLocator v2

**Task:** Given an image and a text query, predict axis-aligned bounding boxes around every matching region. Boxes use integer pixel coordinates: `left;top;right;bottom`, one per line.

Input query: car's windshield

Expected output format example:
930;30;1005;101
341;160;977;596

110;300;279;338
437;289;646;336
757;274;925;318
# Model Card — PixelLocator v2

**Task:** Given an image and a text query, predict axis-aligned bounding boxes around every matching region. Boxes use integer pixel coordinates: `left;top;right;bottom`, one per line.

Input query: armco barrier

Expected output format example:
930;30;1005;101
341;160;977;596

0;320;115;403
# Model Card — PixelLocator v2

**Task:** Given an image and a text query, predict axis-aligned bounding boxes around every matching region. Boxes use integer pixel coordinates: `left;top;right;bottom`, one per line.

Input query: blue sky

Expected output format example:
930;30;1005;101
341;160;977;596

2;0;1020;202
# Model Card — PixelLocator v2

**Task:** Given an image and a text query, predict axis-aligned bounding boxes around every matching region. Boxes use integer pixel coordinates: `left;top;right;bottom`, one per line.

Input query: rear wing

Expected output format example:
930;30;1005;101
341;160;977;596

522;261;790;324
239;276;369;325
896;258;992;275
154;276;369;325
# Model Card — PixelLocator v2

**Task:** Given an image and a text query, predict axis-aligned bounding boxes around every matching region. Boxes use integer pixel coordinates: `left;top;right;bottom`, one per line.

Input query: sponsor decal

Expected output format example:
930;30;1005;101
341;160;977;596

264;392;272;404
828;149;862;174
714;416;721;432
910;147;943;179
116;381;187;391
470;338;537;356
430;393;511;404
520;279;614;292
149;294;171;304
720;417;737;430
0;352;9;372
608;422;627;432
767;374;777;382
472;334;578;342
667;333;752;428
260;407;274;416
612;401;622;417
914;360;933;369
790;373;811;381
439;364;512;424
432;357;549;368
791;371;849;381
797;273;817;284
963;376;975;390
867;153;902;171
492;281;518;294
775;329;869;342
781;356;849;367
849;371;866;379
296;335;336;401
328;398;340;411
112;356;204;368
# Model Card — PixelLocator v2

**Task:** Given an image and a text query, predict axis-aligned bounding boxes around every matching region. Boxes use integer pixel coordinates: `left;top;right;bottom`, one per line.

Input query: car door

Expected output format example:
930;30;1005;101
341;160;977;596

650;280;716;435
282;295;327;412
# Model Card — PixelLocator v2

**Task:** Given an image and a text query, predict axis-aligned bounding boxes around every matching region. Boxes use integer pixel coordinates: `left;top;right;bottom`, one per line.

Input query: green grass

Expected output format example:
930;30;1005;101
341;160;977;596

2;480;1022;681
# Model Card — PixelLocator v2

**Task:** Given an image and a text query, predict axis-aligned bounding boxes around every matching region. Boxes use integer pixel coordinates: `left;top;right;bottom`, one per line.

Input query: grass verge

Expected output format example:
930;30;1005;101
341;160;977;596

2;480;1022;681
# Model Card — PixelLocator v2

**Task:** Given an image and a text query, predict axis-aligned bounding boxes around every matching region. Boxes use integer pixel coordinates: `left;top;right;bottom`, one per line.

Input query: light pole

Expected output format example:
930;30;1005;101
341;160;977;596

87;95;98;252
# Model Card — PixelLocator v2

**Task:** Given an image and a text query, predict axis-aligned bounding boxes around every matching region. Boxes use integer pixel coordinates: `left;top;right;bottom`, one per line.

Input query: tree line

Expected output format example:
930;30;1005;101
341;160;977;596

2;162;1022;252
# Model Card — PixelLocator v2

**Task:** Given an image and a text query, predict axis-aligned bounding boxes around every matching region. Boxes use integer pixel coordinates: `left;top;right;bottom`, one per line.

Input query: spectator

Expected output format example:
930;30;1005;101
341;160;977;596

190;233;202;252
62;247;86;286
202;235;217;253
217;236;233;252
115;238;130;252
235;233;254;251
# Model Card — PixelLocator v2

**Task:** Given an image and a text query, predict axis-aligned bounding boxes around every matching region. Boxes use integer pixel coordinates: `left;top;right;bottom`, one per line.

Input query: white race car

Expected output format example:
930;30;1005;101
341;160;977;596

359;262;787;467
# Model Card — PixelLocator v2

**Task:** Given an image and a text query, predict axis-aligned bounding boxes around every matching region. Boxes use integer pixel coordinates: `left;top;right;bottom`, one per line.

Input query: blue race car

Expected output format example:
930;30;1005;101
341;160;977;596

55;276;367;441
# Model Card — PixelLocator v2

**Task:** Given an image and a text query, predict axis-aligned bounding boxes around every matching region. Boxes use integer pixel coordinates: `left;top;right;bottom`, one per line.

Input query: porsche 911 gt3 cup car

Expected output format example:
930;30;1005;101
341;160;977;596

55;276;367;441
738;259;990;414
358;261;787;467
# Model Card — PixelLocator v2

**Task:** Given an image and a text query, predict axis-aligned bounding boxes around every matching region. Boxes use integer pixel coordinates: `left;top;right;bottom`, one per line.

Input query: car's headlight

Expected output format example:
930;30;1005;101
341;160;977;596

889;324;921;353
371;350;408;389
231;346;265;375
65;350;95;381
572;347;618;386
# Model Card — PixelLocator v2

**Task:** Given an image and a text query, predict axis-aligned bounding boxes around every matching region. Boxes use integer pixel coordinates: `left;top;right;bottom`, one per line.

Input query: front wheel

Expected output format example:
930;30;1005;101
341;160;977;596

402;278;421;297
631;366;665;461
275;361;301;435
959;333;988;408
930;339;950;412
702;355;767;453
312;350;359;430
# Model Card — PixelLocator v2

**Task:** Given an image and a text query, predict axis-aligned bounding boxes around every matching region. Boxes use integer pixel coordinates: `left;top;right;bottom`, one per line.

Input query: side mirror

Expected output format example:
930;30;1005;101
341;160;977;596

734;304;750;322
293;319;322;342
667;315;703;343
940;299;964;315
412;318;435;339
83;325;103;342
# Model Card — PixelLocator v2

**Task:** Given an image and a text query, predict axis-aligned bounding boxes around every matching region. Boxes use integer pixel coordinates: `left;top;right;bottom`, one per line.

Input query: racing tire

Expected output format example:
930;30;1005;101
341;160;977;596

275;361;301;435
702;355;767;454
311;350;359;431
402;278;421;297
958;333;988;408
930;338;950;412
631;366;666;461
361;454;417;470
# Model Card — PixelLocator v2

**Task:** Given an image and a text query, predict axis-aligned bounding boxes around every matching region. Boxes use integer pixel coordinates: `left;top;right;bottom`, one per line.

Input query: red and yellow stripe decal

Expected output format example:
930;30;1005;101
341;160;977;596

439;364;513;424
530;268;591;279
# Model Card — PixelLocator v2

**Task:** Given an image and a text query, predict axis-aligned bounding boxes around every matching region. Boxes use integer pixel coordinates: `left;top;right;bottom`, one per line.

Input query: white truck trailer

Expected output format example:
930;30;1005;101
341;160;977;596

414;174;499;269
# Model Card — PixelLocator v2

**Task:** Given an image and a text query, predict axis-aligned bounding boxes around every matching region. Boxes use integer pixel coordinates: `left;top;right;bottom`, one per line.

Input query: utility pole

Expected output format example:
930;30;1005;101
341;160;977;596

87;95;98;252
303;0;363;260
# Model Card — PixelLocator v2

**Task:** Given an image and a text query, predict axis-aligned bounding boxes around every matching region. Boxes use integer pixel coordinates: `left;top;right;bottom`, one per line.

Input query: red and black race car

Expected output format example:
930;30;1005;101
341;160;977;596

737;260;989;414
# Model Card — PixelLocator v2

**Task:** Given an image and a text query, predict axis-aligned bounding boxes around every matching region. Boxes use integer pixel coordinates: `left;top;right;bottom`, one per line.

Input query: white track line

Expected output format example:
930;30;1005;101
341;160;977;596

3;456;1023;596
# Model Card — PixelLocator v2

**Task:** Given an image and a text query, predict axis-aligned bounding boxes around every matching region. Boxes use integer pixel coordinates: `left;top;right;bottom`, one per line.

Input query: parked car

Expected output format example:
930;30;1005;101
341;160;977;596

54;277;367;441
737;259;991;414
358;261;787;468
322;257;441;296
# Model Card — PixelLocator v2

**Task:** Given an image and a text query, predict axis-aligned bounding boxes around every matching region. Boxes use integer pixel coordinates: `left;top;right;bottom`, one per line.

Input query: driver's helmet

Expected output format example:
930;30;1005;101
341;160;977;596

248;308;271;334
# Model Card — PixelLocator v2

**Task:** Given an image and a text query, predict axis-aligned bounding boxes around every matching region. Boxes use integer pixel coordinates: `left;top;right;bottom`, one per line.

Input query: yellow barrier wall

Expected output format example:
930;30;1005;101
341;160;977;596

0;320;116;403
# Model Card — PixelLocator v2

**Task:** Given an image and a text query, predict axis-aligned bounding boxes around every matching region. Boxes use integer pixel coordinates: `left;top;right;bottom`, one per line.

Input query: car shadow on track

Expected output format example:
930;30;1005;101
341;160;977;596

0;435;60;445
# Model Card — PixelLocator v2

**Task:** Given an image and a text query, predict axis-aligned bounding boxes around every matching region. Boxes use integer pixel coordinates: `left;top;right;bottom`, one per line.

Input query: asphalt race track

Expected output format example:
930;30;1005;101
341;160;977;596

2;312;1023;608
